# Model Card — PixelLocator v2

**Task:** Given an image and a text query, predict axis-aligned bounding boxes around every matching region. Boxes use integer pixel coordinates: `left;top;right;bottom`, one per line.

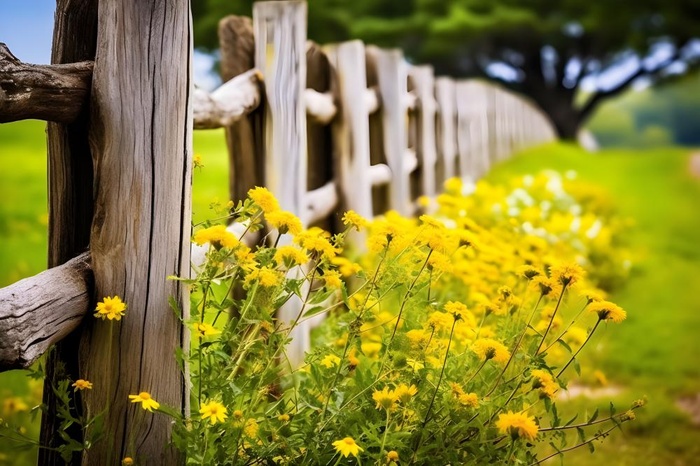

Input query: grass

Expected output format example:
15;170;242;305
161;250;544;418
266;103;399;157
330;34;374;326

485;143;700;465
2;121;700;464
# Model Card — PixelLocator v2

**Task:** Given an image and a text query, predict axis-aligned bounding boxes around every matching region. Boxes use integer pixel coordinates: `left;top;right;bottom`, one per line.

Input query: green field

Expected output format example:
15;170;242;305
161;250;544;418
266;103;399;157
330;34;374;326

1;120;700;464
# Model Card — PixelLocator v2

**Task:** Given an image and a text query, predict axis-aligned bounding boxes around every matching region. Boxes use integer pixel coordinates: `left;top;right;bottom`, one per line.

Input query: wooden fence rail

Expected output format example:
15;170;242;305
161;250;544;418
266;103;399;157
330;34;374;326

0;0;556;460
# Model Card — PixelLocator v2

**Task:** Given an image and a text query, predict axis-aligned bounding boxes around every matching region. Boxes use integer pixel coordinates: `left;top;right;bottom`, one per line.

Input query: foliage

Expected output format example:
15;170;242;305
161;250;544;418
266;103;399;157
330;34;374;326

192;0;700;138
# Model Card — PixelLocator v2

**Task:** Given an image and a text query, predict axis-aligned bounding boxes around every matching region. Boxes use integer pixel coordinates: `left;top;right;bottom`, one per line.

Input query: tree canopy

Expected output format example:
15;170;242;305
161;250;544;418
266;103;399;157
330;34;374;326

193;0;700;139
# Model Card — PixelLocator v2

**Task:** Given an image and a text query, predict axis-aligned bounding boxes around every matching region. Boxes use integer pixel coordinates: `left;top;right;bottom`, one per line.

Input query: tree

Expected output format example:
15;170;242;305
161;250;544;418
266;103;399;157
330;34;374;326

193;0;700;140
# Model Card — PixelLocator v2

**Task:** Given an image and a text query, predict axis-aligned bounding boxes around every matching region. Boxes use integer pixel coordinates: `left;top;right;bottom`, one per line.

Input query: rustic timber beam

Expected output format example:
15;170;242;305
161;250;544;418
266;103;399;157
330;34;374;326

193;68;262;129
304;88;336;124
0;252;92;371
0;43;93;124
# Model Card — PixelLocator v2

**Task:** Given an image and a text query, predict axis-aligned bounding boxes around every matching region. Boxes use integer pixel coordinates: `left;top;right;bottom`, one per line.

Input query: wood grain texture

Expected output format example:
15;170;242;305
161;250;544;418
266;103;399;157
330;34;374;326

41;0;98;462
193;69;262;129
0;253;91;371
0;43;93;123
326;40;374;225
219;15;260;204
409;65;437;201
435;77;457;184
81;0;192;462
366;46;411;216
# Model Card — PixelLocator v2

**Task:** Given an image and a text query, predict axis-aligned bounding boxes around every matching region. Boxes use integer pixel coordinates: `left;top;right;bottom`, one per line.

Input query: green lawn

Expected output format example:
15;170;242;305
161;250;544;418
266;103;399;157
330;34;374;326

1;121;700;464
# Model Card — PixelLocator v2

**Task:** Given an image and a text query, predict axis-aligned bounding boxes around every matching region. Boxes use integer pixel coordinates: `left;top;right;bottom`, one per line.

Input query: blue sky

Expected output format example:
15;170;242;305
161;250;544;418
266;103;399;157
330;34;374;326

0;0;55;64
0;1;219;89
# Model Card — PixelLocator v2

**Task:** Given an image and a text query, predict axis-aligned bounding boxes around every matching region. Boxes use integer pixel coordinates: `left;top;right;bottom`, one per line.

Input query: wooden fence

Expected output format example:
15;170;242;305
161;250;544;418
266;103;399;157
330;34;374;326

0;0;554;461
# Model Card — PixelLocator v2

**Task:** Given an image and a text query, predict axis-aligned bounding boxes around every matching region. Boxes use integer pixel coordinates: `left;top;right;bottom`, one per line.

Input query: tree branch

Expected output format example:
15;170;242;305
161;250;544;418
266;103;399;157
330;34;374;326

0;43;93;124
0;252;92;371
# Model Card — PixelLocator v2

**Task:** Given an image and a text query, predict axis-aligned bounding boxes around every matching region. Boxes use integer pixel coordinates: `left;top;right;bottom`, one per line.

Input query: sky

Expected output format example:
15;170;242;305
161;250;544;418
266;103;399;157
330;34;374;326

0;0;220;89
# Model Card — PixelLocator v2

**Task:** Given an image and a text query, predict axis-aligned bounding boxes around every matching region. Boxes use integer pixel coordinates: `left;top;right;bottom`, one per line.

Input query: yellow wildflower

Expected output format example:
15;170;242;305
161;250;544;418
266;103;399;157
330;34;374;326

361;342;382;358
194;322;221;338
516;264;542;280
266;210;303;236
331;257;362;277
394;383;418;403
444;301;475;326
128;392;160;412
3;397;29;414
588;301;626;322
471;338;510;364
531;369;558;399
244;418;259;438
342;210;369;231
564;327;588;347
278;413;290;422
200;400;228;425
387;450;400;463
427;311;453;332
95;296;127;321
72;379;93;391
332;437;363;458
295;228;338;259
323;270;343;289
274;245;309;267
496;411;539;441
320;354;341;368
372;387;397;411
233;409;244;419
550;262;584;287
193;224;239;249
193;153;203;168
122;458;134;466
246;266;283;288
248;186;280;213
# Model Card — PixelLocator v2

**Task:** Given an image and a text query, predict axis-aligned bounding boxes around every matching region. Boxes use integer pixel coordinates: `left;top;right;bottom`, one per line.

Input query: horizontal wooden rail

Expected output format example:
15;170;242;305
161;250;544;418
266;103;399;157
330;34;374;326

306;181;338;224
0;252;92;371
193;68;262;129
369;163;392;186
304;88;336;124
0;43;93;124
365;87;380;114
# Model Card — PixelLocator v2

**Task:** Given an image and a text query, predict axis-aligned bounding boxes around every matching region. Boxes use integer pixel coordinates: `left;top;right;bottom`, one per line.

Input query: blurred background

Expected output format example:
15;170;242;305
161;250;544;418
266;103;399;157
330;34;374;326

1;1;699;465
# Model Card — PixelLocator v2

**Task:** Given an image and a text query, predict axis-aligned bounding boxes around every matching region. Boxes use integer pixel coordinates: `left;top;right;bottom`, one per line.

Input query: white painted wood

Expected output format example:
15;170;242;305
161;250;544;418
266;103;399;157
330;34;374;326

304;88;337;124
404;148;418;174
366;46;412;215
369;163;392;186
0;253;91;370
325;40;374;222
435;77;457;186
365;86;380;114
193;69;262;129
409;65;438;200
305;181;339;224
403;91;417;111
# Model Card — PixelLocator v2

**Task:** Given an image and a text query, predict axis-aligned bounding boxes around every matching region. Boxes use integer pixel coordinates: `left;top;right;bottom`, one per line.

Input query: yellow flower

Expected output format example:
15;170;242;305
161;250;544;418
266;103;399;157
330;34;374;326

266;210;303;236
95;295;127;321
248;186;280;213
246;266;283;288
516;265;542;280
122;458;134;466
274;245;309;267
193;322;221;338
200;400;228;425
72;379;93;391
444;301;475;325
295;228;338;259
426;311;453;332
372;387;398;411
563;327;588;346
244;418;259;438
471;338;510;364
2;397;29;414
361;342;382;358
588;301;626;322
193;224;239;249
531;370;558;399
332;437;363;458
550;262;584;287
323;270;343;289
531;276;561;298
496;411;539;441
331;257;362;277
394;383;418;403
193;153;203;168
320;354;341;368
128;392;160;412
342;210;369;231
278;413;290;422
386;450;400;463
233;409;244;419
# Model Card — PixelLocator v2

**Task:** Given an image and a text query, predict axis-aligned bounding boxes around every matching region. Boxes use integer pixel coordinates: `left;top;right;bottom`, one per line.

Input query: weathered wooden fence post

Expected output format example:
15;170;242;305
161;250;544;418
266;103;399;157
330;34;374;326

79;0;192;462
410;65;438;202
435;77;458;185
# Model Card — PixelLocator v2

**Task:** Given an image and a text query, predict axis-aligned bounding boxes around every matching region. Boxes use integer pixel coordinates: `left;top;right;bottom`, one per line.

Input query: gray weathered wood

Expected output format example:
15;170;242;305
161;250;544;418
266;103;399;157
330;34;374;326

193;69;262;129
326;40;374;222
366;46;411;215
40;0;98;462
0;43;93;123
80;0;192;462
219;15;260;205
0;253;91;371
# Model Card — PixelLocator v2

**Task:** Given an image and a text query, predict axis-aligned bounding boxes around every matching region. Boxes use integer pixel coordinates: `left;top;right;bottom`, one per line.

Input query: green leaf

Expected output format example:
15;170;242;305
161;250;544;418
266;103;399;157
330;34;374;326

587;408;599;424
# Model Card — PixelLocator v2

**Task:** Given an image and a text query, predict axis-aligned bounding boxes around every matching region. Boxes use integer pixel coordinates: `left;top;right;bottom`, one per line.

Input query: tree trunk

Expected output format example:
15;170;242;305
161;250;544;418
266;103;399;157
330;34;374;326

40;1;97;463
78;0;192;463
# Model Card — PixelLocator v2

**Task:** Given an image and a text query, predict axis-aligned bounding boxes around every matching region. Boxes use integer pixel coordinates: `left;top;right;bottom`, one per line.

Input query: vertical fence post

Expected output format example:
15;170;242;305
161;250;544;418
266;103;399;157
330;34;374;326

435;77;457;186
410;65;438;202
326;40;374;225
367;47;412;216
80;0;192;462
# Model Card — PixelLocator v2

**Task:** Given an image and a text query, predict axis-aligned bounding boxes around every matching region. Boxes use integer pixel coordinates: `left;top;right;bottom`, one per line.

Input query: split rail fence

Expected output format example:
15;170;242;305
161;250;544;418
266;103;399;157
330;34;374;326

0;0;554;461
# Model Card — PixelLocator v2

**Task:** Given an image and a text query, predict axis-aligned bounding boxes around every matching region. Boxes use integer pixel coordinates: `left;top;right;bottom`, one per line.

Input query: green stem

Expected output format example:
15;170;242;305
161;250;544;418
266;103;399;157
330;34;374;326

527;423;618;466
534;285;568;355
541;300;590;354
378;410;391;465
556;319;601;378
